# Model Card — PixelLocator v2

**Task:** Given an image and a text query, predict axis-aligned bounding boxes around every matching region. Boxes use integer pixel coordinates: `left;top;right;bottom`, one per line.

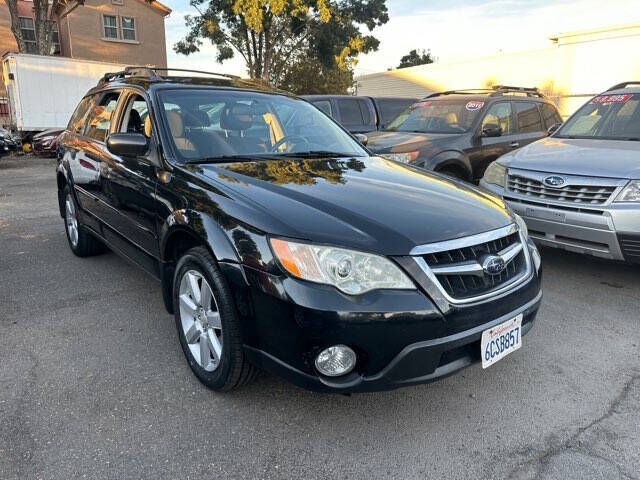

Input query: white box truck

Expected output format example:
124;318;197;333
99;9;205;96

1;53;128;140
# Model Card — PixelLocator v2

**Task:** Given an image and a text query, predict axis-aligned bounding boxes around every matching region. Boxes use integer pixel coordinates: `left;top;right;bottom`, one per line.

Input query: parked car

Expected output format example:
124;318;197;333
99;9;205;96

303;95;418;134
481;81;640;264
365;86;563;182
57;67;542;393
32;128;64;157
0;127;20;155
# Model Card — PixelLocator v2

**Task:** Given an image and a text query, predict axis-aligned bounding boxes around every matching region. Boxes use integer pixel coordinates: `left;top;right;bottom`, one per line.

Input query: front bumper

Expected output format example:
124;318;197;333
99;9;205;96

480;180;640;263
231;257;542;393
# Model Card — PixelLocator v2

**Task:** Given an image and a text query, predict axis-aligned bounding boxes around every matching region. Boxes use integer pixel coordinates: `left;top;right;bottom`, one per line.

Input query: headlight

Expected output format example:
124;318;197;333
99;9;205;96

380;151;419;163
615;180;640;202
483;162;507;187
270;238;415;295
513;213;529;238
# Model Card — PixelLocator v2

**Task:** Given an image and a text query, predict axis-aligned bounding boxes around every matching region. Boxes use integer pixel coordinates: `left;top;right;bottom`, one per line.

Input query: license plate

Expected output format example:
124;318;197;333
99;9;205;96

525;206;566;223
481;314;523;369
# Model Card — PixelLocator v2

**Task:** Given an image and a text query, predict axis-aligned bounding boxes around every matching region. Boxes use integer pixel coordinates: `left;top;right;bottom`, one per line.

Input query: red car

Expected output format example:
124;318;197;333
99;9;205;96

32;128;64;157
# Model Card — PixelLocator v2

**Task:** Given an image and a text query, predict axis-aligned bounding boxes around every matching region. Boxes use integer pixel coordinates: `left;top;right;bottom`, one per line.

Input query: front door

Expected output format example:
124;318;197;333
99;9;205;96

476;101;518;179
100;91;160;272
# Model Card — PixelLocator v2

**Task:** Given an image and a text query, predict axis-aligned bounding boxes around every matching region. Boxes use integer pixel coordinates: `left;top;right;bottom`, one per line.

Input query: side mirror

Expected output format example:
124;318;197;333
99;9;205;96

482;124;502;138
547;122;561;135
107;133;149;157
355;133;368;146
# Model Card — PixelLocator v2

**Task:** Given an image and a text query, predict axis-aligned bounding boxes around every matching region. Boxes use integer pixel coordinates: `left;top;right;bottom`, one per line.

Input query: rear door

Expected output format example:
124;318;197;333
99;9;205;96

513;100;547;147
335;98;376;133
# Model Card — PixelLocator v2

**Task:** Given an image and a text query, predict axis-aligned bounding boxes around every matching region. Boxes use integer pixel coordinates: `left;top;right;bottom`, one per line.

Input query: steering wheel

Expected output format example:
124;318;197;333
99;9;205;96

270;135;309;153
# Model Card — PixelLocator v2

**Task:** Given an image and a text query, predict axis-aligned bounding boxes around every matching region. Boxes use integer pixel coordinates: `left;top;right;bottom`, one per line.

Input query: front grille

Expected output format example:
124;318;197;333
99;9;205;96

419;230;528;301
618;235;640;264
507;174;616;205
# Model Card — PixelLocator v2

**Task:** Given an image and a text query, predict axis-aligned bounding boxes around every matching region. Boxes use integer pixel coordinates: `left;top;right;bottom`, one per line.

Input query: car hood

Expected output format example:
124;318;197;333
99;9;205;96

501;137;640;179
198;156;513;255
366;131;460;153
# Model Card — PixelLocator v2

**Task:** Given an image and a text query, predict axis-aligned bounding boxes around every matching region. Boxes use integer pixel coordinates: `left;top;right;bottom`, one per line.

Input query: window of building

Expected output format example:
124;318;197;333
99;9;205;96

515;101;544;133
103;14;118;39
19;17;37;54
121;17;136;41
50;22;60;54
0;99;9;116
111;0;124;5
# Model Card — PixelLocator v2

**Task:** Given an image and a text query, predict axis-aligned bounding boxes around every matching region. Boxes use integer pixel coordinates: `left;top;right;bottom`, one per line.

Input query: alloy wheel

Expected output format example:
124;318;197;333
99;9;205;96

65;193;79;247
178;270;223;372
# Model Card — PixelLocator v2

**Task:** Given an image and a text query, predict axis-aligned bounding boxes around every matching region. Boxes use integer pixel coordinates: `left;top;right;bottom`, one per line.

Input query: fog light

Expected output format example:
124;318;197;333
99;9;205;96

315;345;356;377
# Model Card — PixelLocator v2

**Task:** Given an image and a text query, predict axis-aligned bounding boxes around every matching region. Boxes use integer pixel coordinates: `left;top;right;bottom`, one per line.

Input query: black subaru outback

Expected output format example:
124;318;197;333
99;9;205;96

366;86;563;182
56;68;542;393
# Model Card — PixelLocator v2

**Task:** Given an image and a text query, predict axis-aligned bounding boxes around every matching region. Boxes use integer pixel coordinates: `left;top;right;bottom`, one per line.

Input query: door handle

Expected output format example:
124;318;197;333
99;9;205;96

510;142;520;148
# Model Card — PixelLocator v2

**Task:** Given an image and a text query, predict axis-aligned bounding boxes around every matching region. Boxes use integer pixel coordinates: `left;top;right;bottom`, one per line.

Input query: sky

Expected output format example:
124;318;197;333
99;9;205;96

161;0;640;78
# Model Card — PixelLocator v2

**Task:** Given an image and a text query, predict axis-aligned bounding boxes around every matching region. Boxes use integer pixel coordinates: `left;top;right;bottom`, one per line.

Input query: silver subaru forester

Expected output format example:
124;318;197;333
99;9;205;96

480;82;640;264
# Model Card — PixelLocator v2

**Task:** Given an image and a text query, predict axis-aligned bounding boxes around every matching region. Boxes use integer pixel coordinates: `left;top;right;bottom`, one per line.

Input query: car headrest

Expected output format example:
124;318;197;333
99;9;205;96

127;109;143;133
166;110;184;138
184;110;211;128
220;103;254;131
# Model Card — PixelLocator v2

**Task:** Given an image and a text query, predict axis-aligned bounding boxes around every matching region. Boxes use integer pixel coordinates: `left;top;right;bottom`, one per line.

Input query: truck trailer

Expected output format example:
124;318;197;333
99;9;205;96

1;53;128;141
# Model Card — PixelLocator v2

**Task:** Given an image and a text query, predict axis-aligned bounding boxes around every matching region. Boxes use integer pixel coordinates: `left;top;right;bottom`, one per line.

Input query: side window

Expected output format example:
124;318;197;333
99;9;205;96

120;94;150;137
84;92;120;142
481;102;513;135
540;103;562;128
357;100;372;125
312;100;332;117
515;101;544;133
337;99;364;126
67;96;95;134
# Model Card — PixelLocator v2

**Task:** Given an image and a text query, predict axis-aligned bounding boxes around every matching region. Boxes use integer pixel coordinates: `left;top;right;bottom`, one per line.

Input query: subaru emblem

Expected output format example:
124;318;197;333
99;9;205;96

544;176;565;187
482;255;506;275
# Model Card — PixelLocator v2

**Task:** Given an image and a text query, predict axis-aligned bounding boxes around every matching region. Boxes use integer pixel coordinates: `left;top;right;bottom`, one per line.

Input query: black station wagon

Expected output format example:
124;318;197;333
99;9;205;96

56;68;542;392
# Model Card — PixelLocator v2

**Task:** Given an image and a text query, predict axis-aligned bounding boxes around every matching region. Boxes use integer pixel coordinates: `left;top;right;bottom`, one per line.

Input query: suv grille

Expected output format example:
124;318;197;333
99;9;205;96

507;174;616;205
415;228;529;302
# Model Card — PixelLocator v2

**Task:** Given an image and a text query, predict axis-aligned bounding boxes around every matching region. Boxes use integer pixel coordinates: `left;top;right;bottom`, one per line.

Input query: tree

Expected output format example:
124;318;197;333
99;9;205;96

397;48;434;69
175;0;389;85
5;0;84;55
275;56;353;94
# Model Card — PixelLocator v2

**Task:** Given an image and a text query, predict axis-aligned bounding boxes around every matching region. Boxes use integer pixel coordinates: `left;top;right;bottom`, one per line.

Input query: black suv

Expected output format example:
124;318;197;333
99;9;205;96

365;86;563;182
56;68;542;393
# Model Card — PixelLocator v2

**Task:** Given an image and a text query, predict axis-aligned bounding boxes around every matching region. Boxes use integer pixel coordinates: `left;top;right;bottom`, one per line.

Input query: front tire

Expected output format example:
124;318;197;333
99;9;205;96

173;246;257;391
62;185;105;257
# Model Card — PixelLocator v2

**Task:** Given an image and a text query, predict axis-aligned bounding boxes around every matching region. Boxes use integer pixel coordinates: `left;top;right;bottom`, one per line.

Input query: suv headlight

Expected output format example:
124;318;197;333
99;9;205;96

483;162;507;187
380;151;419;163
615;180;640;202
270;238;415;295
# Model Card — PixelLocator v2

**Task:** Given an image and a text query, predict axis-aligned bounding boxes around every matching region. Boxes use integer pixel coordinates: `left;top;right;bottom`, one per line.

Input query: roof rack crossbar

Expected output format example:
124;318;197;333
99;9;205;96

98;66;241;86
606;81;640;91
424;89;494;98
424;86;545;100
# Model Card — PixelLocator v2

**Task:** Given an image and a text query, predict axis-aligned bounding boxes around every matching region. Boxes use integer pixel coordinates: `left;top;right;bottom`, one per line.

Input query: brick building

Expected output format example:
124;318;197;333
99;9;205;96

0;0;171;125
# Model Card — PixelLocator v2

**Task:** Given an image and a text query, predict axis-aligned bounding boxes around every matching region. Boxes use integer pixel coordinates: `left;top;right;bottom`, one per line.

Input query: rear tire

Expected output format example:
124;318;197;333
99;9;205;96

173;246;257;392
62;185;105;257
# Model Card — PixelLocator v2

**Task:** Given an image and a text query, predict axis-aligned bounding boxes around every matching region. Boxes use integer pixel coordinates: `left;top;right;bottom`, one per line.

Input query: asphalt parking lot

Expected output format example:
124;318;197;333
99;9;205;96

0;155;638;479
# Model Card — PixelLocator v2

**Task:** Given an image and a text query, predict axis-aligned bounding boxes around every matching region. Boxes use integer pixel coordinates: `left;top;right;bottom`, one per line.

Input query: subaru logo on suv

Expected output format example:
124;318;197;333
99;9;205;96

482;255;506;275
544;176;566;187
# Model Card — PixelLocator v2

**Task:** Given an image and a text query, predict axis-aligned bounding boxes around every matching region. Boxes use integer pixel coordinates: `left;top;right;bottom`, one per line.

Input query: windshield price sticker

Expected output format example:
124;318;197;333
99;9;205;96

412;101;431;108
466;101;485;111
591;94;632;104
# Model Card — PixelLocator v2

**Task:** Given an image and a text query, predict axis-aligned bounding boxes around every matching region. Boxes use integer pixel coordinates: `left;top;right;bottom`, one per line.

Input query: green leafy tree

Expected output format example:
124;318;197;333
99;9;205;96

175;0;389;86
397;48;434;69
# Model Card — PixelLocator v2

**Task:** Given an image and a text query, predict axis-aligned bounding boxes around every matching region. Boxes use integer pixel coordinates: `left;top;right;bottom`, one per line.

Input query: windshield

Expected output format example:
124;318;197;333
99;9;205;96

385;99;484;133
556;93;640;140
157;89;368;162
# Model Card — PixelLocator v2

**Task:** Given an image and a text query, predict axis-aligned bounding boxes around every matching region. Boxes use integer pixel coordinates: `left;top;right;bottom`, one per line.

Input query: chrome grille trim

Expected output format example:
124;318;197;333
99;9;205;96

411;224;532;306
506;169;624;206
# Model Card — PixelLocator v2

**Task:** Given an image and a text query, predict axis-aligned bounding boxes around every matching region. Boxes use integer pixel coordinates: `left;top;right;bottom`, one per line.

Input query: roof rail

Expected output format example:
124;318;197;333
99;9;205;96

606;81;640;91
424;86;545;99
98;66;240;85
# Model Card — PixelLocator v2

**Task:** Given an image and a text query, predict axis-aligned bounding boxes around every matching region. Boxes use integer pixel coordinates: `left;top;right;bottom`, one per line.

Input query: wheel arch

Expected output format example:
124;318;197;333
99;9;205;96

427;150;473;181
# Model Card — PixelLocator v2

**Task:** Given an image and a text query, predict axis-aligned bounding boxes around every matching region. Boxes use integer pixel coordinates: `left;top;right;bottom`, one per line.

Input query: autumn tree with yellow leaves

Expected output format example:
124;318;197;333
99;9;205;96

174;0;388;92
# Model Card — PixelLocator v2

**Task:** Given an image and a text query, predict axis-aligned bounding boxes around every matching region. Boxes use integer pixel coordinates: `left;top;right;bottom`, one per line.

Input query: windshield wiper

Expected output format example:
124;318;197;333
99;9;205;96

184;155;273;164
275;150;361;158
